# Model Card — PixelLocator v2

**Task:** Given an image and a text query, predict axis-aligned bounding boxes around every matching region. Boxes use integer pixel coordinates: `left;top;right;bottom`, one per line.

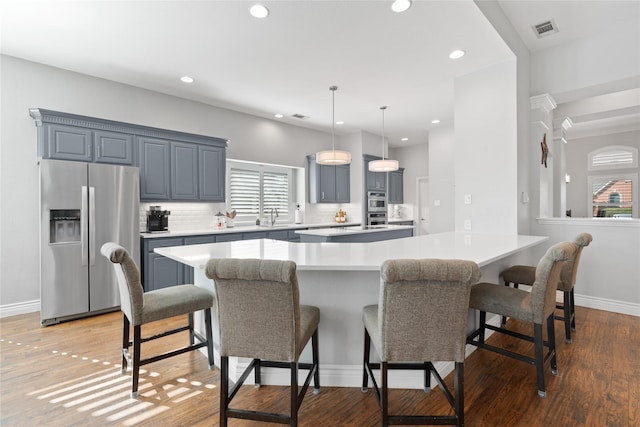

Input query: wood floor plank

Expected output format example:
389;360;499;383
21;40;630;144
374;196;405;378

1;307;638;426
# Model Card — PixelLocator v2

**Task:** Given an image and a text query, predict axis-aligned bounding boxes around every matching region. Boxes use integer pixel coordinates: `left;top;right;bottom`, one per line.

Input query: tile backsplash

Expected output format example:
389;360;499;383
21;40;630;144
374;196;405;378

140;202;364;231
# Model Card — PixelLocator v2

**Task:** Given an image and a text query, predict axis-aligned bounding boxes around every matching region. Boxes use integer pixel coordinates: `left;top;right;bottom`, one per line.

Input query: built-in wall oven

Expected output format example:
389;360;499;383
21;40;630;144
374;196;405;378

367;191;387;225
367;212;387;226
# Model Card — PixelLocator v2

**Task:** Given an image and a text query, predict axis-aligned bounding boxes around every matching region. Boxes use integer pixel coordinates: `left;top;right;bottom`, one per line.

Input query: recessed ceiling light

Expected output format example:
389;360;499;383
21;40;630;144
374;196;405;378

336;121;344;125
180;76;194;84
274;113;283;118
391;0;411;13
401;137;409;141
249;4;269;19
432;119;440;124
449;50;465;59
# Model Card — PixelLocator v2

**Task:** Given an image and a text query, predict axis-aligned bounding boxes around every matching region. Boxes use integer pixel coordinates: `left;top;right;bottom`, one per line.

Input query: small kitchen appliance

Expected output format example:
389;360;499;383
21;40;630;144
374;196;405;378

146;206;170;232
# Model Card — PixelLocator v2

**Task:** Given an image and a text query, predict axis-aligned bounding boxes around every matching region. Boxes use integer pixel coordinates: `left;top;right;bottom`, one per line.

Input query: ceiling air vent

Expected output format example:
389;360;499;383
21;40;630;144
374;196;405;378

533;19;558;38
291;113;308;120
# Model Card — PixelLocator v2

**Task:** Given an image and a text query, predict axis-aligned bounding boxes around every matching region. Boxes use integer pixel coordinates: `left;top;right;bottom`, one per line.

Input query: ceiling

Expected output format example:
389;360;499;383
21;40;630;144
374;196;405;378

1;1;638;146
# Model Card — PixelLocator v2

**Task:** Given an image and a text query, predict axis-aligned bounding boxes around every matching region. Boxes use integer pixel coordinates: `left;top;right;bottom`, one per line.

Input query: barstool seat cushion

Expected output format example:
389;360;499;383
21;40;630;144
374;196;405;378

142;285;214;325
470;283;533;322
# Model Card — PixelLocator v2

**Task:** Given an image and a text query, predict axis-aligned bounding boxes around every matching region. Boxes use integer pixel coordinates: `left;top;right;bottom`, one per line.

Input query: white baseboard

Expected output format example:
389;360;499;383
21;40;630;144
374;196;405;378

0;300;40;318
575;294;640;317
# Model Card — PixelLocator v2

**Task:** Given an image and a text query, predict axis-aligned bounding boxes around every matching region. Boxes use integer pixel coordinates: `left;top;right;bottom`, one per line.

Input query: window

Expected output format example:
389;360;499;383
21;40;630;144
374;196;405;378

587;146;638;218
227;160;293;222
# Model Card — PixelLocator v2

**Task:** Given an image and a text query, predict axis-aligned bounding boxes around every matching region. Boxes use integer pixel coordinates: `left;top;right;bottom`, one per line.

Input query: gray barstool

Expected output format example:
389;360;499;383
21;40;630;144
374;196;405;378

466;241;576;397
101;242;214;398
205;258;320;427
362;258;481;427
501;233;593;342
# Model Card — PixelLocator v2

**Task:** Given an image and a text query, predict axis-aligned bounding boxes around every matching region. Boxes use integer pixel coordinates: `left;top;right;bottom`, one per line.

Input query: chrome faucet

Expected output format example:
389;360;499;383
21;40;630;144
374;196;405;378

270;208;279;226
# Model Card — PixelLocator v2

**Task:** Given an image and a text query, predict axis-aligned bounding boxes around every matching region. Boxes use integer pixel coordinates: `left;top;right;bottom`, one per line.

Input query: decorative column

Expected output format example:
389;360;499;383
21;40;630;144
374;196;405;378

530;94;557;218
552;117;573;216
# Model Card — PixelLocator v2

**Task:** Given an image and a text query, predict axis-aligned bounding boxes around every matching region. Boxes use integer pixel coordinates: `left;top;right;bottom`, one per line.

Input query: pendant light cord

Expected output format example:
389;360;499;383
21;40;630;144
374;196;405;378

331;85;338;153
380;106;387;160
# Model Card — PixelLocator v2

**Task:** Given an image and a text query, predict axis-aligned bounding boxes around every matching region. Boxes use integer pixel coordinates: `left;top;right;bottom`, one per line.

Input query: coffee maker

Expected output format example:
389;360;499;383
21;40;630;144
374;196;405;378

146;206;170;232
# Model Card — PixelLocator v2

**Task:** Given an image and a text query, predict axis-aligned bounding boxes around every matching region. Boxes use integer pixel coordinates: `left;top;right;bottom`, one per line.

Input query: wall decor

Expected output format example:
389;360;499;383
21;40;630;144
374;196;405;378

540;133;549;168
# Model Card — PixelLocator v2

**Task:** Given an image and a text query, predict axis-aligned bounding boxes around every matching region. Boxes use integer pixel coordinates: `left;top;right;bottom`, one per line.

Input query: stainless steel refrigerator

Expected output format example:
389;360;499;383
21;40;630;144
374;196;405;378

39;159;139;325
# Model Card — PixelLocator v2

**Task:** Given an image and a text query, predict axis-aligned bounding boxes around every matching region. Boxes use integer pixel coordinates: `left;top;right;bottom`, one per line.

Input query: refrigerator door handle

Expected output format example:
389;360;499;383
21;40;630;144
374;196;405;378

89;186;96;265
81;186;88;266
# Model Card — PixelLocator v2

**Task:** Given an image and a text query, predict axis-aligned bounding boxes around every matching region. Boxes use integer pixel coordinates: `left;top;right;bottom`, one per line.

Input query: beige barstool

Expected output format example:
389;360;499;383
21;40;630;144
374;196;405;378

501;233;593;342
101;242;214;398
467;241;576;397
362;258;481;427
205;258;320;427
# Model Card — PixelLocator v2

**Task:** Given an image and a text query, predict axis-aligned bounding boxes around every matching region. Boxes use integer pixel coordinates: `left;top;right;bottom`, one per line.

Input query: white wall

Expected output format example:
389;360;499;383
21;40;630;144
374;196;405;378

0;55;343;312
454;59;519;234
565;130;640;218
428;126;455;233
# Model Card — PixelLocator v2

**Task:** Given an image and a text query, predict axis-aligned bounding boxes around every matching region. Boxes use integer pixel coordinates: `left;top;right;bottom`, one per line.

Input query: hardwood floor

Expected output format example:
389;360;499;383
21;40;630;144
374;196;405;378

1;307;638;426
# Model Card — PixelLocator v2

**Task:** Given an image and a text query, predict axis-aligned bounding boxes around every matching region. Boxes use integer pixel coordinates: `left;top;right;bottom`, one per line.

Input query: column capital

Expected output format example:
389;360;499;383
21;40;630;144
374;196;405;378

530;94;557;113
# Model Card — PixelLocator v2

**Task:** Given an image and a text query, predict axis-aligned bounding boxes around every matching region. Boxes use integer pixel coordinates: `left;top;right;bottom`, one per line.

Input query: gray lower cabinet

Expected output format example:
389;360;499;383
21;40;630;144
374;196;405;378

307;155;350;203
139;137;171;200
388;168;404;204
143;237;184;291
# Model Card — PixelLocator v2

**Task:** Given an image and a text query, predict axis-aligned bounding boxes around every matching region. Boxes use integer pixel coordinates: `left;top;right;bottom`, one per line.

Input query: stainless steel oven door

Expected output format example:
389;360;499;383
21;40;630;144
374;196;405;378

367;212;387;226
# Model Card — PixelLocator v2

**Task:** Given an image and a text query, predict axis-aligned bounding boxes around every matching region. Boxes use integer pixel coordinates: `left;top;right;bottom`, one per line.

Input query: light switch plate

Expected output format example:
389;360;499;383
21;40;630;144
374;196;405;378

464;219;472;230
464;194;472;205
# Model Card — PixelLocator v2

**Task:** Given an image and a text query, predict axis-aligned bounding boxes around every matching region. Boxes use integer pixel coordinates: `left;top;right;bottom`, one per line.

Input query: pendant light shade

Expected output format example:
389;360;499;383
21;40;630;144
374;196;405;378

316;86;352;165
369;106;399;172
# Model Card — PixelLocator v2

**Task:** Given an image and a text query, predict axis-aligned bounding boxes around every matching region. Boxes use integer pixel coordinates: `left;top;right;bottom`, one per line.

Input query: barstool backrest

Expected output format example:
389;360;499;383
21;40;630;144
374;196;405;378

205;258;300;361
101;242;144;325
531;242;577;323
378;259;481;362
559;233;593;291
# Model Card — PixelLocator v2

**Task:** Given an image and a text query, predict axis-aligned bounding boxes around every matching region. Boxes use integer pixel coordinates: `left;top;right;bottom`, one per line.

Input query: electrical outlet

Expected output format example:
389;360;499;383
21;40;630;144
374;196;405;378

464;194;472;205
464;219;472;230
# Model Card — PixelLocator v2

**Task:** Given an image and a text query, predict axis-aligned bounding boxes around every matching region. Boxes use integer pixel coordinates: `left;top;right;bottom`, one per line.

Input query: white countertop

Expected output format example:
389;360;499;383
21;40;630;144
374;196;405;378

140;221;362;239
154;231;548;271
295;224;413;237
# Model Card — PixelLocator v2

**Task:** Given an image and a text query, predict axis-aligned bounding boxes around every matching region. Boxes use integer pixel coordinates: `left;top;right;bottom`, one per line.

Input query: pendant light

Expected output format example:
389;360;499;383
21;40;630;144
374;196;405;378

316;86;352;165
368;106;399;172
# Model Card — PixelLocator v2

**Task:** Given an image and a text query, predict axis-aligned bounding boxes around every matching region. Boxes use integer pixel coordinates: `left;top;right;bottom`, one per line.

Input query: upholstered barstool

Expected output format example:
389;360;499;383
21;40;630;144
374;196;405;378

101;242;215;398
205;258;320;427
467;241;576;397
501;233;593;342
362;258;481;427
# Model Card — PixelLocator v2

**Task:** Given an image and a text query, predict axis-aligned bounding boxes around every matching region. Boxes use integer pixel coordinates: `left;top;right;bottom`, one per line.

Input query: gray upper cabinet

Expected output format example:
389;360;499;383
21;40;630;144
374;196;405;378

307;155;350;203
139;137;171;200
171;142;198;200
388;168;404;204
199;145;225;202
94;130;134;165
30;108;229;203
45;124;93;162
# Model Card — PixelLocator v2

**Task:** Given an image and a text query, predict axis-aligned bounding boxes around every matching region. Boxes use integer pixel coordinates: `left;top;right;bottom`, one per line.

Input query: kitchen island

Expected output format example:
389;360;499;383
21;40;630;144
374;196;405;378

155;231;548;388
295;224;413;242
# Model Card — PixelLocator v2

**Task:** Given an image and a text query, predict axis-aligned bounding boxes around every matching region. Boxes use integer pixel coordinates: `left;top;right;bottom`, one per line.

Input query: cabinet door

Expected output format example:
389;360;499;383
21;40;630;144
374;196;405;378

94;130;134;165
335;165;350;203
389;169;404;204
148;253;184;291
139;137;170;200
199;145;225;201
45;124;93;162
319;164;336;202
171;142;198;200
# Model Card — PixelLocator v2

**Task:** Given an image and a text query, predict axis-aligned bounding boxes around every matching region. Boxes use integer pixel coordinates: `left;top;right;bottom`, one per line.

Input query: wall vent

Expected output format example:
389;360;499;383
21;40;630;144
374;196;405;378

291;113;308;120
533;19;558;38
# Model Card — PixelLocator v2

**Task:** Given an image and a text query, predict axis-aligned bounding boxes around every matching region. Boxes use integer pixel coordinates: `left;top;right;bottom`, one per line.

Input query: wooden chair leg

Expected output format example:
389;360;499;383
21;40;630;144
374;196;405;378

381;361;389;427
121;314;130;374
254;359;261;388
570;289;577;331
290;361;298;427
479;311;487;344
362;329;371;392
204;308;214;369
502;281;510;325
132;325;141;398
312;329;320;393
533;323;545;398
424;362;431;392
188;312;195;345
547;313;558;375
220;356;229;427
563;291;572;343
454;362;464;427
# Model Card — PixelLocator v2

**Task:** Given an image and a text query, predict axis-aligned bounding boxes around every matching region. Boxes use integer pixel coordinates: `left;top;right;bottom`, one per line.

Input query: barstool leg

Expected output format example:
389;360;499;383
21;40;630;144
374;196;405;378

563;291;572;343
362;330;371;392
533;323;545;398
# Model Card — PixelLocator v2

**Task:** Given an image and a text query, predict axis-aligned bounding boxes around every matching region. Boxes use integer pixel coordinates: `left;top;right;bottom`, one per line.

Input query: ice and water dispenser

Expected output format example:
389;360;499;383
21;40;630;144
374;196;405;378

49;209;81;243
